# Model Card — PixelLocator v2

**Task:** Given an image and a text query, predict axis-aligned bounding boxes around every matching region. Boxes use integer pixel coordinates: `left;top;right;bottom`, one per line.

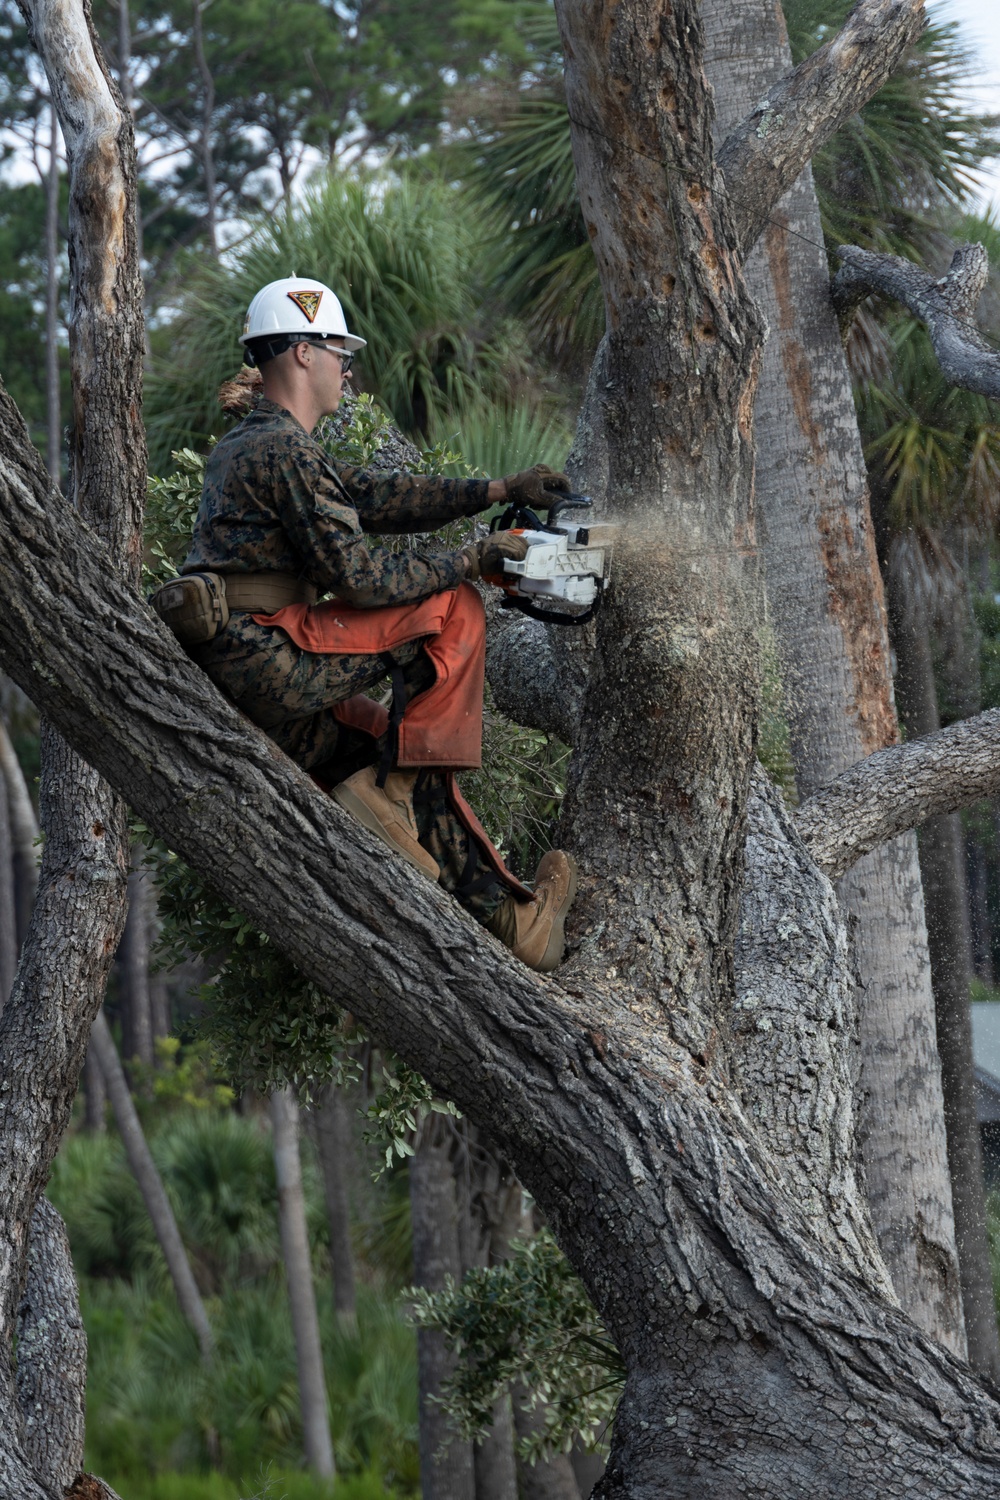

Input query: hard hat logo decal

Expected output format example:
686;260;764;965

287;289;323;323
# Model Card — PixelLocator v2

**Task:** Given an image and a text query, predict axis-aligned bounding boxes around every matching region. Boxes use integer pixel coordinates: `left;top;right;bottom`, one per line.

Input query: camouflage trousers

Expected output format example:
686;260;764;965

192;612;507;922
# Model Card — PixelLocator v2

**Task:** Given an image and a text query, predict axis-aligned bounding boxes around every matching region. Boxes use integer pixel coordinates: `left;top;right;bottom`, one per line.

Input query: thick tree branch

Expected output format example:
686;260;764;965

831;242;1000;396
716;0;925;258
796;708;1000;878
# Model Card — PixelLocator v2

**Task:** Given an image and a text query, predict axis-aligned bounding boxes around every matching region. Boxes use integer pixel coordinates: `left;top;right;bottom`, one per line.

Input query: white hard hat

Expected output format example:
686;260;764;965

240;276;366;352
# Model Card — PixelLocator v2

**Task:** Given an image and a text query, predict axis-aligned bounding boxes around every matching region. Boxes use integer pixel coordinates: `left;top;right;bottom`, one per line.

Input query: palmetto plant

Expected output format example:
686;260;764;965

145;171;535;471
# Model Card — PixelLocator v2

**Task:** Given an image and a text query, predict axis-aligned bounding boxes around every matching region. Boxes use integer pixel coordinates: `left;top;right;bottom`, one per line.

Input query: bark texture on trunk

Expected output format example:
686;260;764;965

270;1087;335;1479
91;1009;214;1359
701;0;963;1355
16;1197;86;1495
410;1117;476;1500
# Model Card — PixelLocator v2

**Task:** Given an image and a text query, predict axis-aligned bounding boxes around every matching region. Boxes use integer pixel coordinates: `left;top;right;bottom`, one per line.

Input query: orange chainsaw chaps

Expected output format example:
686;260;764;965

255;582;485;769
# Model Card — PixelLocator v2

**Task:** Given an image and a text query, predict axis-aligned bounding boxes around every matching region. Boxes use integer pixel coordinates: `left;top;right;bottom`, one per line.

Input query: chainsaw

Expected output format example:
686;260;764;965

484;494;617;626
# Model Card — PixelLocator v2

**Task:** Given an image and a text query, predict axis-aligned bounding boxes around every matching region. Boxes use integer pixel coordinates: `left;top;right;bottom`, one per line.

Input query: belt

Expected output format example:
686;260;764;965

221;572;319;612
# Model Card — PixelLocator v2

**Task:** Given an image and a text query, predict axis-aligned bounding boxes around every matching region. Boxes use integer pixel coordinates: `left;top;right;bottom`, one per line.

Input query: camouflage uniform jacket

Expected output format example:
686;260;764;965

182;398;490;607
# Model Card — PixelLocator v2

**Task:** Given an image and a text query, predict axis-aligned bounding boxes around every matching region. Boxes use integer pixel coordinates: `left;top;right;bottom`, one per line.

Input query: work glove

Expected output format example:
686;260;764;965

460;530;530;582
502;464;571;510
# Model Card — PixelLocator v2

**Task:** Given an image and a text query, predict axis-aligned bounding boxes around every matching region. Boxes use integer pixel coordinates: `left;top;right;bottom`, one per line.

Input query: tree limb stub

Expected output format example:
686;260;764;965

796;708;1000;879
717;0;925;259
832;243;1000;397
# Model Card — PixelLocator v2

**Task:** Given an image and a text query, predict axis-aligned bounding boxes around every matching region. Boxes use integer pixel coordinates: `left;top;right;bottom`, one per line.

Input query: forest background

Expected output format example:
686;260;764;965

4;0;1000;1495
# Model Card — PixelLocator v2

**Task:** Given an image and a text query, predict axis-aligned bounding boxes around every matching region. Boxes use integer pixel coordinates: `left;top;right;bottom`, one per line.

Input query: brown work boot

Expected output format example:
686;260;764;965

487;850;578;972
332;766;440;881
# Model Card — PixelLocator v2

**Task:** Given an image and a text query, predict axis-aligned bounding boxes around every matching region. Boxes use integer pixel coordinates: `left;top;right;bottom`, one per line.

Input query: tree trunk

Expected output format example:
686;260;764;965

700;0;964;1357
309;1082;357;1327
45;102;60;486
269;1086;335;1479
82;1042;106;1133
17;1197;86;1494
410;1116;476;1500
965;825;993;985
889;579;1000;1379
0;719;39;947
454;1126;520;1500
90;1009;214;1360
512;1390;583;1500
191;0;219;256
118;843;154;1073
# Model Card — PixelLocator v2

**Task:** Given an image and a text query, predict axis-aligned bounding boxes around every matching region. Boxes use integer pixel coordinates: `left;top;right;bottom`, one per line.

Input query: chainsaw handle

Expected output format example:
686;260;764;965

489;492;593;535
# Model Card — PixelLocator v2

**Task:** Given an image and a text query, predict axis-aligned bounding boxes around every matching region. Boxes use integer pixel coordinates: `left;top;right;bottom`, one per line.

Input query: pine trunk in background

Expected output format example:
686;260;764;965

457;1130;519;1500
269;1086;335;1479
410;1116;475;1500
889;576;1000;1379
82;1044;106;1133
90;1009;214;1360
45;104;60;486
309;1083;357;1327
966;828;994;984
700;0;964;1355
0;720;39;948
0;761;16;1007
118;844;154;1073
513;1396;587;1500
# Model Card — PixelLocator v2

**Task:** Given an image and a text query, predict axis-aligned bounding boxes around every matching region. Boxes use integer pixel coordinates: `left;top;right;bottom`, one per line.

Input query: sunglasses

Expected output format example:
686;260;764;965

314;343;355;374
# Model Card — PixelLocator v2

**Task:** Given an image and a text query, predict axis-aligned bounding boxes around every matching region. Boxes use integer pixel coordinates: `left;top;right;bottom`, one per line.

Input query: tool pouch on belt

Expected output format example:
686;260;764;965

149;572;229;645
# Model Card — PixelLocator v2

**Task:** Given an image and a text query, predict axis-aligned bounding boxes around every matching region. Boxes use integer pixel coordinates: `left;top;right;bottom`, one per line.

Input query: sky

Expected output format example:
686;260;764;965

937;0;1000;214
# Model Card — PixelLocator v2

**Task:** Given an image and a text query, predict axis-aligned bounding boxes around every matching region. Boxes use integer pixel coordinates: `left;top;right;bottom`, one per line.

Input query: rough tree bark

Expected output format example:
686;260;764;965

7;0;1000;1495
269;1087;335;1479
16;1197;86;1495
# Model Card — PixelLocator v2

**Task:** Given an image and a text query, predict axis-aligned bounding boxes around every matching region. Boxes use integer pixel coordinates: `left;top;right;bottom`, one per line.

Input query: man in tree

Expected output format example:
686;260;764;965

18;0;1000;1494
164;275;579;972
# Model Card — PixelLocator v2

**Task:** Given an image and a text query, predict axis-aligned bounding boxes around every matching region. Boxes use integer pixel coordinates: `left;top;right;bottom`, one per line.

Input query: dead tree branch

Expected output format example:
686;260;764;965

716;0;925;258
796;708;1000;878
831;242;1000;396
